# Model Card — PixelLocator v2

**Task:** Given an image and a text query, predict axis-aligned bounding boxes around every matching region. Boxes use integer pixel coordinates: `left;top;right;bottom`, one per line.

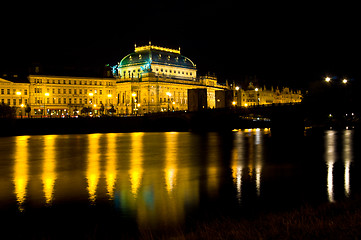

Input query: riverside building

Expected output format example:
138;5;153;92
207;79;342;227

0;43;302;117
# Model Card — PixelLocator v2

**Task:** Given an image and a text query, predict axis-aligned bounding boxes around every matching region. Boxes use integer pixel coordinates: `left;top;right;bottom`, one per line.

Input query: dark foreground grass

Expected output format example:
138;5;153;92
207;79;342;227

139;197;361;240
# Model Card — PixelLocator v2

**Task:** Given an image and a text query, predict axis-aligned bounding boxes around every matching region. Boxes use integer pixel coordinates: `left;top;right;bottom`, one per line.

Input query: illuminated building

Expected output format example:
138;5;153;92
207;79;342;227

234;82;302;107
113;43;226;114
0;44;302;117
0;76;30;117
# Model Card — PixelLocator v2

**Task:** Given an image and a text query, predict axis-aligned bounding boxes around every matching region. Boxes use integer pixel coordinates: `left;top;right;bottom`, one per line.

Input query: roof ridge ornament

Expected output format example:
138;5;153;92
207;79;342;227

135;44;181;54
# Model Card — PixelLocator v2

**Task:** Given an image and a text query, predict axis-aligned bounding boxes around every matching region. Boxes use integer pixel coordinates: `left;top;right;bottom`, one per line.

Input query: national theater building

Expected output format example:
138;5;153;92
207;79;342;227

0;43;302;117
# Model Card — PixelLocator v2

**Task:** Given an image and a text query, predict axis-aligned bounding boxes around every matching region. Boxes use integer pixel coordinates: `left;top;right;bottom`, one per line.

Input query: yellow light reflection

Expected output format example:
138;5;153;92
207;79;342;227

87;134;101;204
42;135;57;205
13;136;29;211
129;132;144;198
343;130;352;197
232;132;244;203
255;129;262;196
325;131;336;202
106;133;117;200
207;134;219;196
165;132;178;194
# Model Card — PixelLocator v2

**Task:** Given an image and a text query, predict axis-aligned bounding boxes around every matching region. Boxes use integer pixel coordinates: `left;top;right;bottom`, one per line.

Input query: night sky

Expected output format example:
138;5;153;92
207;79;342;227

1;1;359;88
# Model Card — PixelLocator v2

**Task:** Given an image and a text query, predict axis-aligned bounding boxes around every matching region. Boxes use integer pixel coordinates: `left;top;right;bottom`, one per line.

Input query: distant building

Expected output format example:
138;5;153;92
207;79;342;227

236;82;302;107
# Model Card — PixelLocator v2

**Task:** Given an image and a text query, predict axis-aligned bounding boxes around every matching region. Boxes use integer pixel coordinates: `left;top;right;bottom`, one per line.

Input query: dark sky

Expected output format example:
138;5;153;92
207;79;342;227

1;1;359;88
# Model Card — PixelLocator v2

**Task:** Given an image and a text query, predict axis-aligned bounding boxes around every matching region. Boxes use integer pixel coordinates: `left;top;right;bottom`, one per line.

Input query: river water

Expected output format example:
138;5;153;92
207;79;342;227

0;129;360;238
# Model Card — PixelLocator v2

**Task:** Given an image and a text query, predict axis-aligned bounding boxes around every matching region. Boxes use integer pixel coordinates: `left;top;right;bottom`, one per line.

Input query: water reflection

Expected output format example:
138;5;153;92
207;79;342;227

129;132;144;198
42;135;57;205
87;134;101;204
4;130;358;228
164;132;177;194
13;136;29;211
343;131;353;197
231;132;244;203
325;131;336;202
105;133;117;200
324;130;354;202
231;129;265;203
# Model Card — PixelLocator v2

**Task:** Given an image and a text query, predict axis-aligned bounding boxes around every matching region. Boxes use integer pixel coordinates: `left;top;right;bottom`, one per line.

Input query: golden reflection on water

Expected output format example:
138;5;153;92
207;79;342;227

164;132;177;194
87;134;101;204
42;135;57;205
13;136;29;212
343;131;352;197
231;129;264;203
129;132;144;198
325;131;336;202
105;133;117;200
232;132;244;203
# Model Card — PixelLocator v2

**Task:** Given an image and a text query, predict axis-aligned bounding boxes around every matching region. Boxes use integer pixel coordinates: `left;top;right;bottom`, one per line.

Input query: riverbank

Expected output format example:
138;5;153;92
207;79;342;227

0;112;271;136
139;196;361;239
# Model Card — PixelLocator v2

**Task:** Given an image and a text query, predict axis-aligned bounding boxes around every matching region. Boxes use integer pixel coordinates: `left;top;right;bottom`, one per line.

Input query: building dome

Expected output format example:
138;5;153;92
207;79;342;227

118;44;196;71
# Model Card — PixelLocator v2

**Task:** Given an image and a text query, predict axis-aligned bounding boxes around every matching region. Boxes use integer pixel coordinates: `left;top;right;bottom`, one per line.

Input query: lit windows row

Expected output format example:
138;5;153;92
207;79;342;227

0;89;28;95
35;97;97;105
33;88;107;95
32;78;114;86
0;98;28;105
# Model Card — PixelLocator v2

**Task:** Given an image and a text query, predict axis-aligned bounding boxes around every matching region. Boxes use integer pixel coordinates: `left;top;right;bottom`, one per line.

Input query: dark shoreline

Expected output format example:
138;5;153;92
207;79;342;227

1;113;272;137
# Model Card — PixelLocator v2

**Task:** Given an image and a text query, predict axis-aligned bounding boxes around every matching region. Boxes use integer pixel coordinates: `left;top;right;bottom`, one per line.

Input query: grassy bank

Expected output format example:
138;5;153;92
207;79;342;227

139;197;361;240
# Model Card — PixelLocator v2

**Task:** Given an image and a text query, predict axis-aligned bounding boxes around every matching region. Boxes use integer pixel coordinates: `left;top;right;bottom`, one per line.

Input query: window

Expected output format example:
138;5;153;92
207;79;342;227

69;89;72;94
1;89;4;94
69;80;71;84
79;89;82;94
13;99;16;105
74;89;77;94
63;98;66;104
24;90;28;95
99;90;102;95
58;89;61;94
7;89;10;94
58;98;61;104
69;98;72;104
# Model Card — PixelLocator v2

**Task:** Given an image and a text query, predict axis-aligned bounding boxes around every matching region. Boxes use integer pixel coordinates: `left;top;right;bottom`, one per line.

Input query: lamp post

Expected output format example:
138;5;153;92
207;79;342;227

44;92;50;117
16;91;22;118
132;92;137;115
107;94;112;115
255;88;259;105
166;92;171;112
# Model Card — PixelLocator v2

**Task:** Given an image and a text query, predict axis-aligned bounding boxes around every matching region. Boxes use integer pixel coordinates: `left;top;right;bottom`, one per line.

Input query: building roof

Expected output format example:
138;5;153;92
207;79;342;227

118;44;196;70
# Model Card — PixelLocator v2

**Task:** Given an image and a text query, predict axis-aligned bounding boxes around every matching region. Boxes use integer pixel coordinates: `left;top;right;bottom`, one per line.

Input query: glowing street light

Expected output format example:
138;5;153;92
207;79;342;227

44;93;50;117
166;92;172;112
342;79;348;84
325;77;331;83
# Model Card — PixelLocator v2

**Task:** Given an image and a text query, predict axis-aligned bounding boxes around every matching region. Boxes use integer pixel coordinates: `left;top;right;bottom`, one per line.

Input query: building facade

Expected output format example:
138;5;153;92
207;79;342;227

0;44;302;118
233;82;302;107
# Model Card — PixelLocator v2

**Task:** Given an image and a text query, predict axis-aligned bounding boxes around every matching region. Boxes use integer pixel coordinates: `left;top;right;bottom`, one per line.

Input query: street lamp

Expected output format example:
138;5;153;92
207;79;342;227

44;92;50;117
342;79;348;84
325;77;331;83
131;92;137;115
255;88;259;105
166;92;171;112
16;92;22;118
